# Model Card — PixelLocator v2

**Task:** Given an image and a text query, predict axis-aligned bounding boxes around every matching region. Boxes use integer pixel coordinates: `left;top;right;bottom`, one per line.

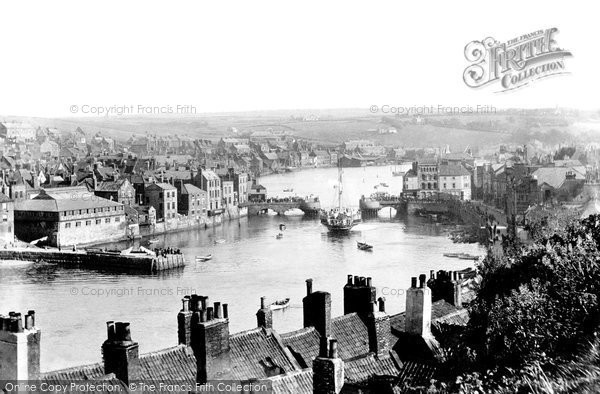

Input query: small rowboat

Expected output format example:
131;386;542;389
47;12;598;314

270;298;290;310
195;254;212;262
357;241;373;251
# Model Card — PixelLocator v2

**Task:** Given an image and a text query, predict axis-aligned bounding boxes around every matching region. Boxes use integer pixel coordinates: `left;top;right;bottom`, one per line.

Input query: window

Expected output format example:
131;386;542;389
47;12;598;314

443;183;447;188
86;220;91;226
105;218;111;223
65;223;71;229
452;183;456;188
115;217;120;222
96;219;101;225
2;215;6;222
75;222;81;227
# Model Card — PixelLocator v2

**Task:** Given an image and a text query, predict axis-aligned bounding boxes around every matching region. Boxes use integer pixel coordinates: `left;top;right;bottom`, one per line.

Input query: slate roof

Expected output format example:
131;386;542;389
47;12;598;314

180;183;206;196
330;313;370;360
344;354;400;384
281;326;321;368
14;189;123;212
532;167;586;189
438;165;471;177
267;369;313;394
395;360;437;388
229;327;301;380
41;346;196;385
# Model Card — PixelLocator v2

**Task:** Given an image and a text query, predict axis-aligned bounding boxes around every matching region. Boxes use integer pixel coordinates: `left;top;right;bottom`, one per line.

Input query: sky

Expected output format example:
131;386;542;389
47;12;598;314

0;1;597;117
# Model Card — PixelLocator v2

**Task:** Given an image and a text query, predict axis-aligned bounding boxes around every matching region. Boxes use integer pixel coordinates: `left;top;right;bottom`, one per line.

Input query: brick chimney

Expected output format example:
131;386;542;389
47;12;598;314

343;274;376;317
405;274;432;337
177;295;193;346
0;311;41;380
429;270;462;308
256;296;273;329
313;337;344;394
189;296;231;383
303;279;331;338
102;321;140;384
367;297;390;357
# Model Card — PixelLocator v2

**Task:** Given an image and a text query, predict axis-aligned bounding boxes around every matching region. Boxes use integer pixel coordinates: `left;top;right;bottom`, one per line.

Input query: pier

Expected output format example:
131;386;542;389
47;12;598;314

0;248;186;273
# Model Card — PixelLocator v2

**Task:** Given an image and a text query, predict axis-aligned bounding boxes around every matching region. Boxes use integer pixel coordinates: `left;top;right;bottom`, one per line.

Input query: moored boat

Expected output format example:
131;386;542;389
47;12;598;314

270;298;290;310
195;254;212;262
321;161;361;233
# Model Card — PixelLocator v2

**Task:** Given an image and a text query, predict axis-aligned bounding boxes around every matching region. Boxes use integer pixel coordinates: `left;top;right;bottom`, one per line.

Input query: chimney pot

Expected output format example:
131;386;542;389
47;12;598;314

200;296;208;310
360;276;366;286
319;336;329;358
430;270;435;279
366;277;372;287
306;278;313;295
106;321;116;340
260;296;266;309
182;297;190;312
378;297;386;312
354;275;360;287
347;274;353;285
411;277;417;288
190;294;199;311
115;322;131;341
419;274;426;288
199;310;206;323
222;304;229;319
329;339;338;359
453;271;458;281
214;302;222;319
206;307;214;321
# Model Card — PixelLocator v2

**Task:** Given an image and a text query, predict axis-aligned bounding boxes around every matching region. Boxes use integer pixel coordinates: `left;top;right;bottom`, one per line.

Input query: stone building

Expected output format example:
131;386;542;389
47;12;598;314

438;164;472;200
94;179;136;205
193;168;222;214
178;183;207;219
13;188;126;247
144;182;178;221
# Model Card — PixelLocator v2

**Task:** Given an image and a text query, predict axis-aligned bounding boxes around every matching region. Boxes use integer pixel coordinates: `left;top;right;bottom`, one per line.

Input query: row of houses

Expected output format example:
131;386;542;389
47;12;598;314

2;271;473;393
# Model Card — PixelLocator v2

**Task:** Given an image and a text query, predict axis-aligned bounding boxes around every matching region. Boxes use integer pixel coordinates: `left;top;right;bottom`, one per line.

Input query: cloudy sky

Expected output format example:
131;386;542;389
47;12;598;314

0;1;596;117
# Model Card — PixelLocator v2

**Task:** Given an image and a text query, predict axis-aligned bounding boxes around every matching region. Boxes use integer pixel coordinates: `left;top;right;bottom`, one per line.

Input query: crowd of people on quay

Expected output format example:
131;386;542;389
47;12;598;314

154;247;182;257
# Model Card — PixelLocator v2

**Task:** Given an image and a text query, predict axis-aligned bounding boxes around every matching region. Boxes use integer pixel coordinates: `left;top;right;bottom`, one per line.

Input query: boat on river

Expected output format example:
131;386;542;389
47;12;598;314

195;254;212;262
270;298;290;310
443;252;480;260
357;241;373;251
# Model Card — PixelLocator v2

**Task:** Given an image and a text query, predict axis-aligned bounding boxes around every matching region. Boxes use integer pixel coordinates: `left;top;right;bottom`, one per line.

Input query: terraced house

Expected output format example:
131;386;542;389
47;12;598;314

13;187;125;247
5;271;472;393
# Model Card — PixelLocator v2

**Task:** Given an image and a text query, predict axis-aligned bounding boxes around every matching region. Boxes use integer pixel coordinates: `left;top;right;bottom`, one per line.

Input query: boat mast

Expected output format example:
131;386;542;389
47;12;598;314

338;160;343;210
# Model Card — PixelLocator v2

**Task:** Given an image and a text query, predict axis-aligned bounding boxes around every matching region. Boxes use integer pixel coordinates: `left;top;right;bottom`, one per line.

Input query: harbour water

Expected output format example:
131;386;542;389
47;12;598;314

0;165;484;371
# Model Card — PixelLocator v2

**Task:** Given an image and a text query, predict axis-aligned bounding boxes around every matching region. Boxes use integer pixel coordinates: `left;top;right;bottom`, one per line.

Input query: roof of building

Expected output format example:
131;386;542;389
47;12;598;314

532;166;586;189
266;369;313;394
14;188;123;212
96;180;130;192
438;165;471;177
229;327;301;380
146;182;177;191
41;345;196;385
180;183;206;195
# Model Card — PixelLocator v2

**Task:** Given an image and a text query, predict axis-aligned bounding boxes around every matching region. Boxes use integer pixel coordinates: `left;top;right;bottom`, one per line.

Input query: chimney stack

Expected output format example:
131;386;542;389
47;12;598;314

256;296;273;329
405;274;433;337
0;310;41;380
102;321;140;384
429;270;463;308
178;295;193;346
313;338;344;394
303;279;331;338
344;274;377;317
189;295;231;384
367;297;391;357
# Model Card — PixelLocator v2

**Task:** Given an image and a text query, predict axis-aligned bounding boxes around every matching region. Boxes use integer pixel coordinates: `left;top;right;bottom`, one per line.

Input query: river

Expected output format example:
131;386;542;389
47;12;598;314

0;165;484;371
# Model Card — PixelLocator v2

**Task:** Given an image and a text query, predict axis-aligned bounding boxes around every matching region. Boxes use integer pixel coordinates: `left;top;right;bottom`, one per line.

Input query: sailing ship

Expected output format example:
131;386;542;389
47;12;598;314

320;161;361;232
